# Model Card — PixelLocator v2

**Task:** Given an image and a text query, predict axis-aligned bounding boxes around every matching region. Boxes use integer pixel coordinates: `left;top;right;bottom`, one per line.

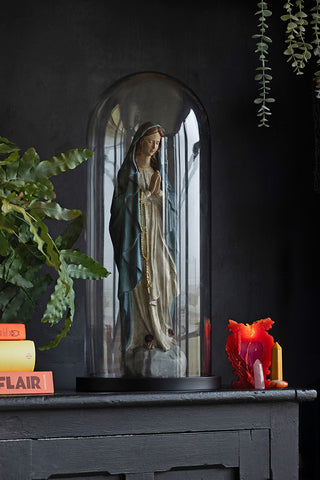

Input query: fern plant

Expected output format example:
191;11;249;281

0;136;109;350
252;0;275;127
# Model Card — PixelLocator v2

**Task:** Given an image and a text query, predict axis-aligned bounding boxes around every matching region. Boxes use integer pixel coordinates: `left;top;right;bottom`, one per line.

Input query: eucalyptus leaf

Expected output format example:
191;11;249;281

284;47;294;55
296;11;308;18
257;110;272;116
258;104;271;111
256;66;272;71
253;0;274;126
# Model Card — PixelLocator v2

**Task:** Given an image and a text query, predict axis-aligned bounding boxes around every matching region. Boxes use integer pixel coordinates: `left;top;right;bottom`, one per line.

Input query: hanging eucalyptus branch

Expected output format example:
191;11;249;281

311;0;320;97
252;0;320;127
253;0;275;127
281;0;313;75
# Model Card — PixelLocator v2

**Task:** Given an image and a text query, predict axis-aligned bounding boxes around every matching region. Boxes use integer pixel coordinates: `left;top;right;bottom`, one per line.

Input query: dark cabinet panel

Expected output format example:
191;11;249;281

155;467;237;479
31;431;240;478
0;390;316;480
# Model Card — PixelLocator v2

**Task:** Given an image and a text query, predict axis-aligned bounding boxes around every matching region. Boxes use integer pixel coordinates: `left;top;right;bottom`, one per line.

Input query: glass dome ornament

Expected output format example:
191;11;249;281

76;72;221;391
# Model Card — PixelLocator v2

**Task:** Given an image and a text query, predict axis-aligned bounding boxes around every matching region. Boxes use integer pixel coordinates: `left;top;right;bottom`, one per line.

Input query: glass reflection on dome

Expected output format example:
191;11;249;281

86;72;211;380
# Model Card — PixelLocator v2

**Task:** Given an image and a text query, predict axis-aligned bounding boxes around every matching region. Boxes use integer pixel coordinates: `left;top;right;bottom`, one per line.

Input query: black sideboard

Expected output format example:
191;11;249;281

0;388;316;479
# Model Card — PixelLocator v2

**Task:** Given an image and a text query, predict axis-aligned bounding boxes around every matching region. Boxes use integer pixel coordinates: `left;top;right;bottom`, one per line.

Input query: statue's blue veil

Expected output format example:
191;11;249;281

109;122;177;350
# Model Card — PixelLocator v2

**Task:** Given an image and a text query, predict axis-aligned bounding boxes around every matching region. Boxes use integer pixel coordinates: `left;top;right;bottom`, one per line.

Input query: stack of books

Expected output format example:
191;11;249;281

0;323;54;396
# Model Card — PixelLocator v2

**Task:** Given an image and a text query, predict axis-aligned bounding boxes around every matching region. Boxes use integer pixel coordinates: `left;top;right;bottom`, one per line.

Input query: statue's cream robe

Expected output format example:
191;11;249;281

127;167;179;351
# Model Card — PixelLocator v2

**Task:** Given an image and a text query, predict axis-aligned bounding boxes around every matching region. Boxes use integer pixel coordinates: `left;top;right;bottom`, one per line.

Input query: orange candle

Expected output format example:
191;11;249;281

271;342;283;380
270;342;288;389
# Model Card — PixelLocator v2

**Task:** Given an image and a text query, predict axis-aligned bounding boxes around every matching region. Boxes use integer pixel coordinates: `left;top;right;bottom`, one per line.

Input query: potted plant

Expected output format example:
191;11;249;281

0;136;109;350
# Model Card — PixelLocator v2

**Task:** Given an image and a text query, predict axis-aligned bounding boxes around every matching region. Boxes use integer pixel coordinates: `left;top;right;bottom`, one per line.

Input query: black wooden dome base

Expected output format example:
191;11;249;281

76;375;221;392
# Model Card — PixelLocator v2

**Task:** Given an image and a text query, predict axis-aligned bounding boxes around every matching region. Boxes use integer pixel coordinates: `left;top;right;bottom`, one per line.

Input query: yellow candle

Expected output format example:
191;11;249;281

271;342;283;381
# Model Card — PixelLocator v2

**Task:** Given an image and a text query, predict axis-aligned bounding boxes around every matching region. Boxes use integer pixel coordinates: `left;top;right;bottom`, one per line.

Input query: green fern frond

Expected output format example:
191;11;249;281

39;258;75;349
35;149;93;179
0;138;108;349
61;249;110;280
55;215;84;250
38;309;73;351
40;273;74;326
1;200;60;269
29;201;82;221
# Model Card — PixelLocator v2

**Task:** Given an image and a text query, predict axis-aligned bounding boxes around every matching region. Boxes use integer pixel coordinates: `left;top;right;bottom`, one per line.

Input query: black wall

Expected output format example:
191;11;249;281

1;1;319;478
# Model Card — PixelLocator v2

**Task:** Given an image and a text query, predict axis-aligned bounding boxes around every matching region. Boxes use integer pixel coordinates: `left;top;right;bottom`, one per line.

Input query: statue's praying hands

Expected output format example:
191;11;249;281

149;170;161;194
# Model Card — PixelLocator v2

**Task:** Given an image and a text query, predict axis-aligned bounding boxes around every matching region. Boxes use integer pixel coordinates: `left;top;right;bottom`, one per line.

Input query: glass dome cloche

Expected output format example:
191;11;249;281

76;72;221;391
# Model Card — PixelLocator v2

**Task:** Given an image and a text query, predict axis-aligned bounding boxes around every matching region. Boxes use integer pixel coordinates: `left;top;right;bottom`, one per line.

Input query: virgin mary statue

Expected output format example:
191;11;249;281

109;122;186;377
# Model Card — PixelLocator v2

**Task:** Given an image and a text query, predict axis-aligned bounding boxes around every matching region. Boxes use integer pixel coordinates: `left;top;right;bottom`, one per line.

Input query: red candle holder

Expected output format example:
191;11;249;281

225;317;275;389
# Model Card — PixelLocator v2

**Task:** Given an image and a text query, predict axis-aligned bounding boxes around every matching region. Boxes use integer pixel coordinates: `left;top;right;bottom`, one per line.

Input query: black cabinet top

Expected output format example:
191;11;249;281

0;388;317;412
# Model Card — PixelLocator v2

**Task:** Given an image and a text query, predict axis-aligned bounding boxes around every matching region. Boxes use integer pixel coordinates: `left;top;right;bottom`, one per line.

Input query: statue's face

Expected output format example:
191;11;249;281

140;132;161;157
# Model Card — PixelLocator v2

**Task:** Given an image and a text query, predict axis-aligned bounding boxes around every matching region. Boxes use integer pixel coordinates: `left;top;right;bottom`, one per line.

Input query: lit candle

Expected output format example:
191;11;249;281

225;317;275;389
270;342;288;389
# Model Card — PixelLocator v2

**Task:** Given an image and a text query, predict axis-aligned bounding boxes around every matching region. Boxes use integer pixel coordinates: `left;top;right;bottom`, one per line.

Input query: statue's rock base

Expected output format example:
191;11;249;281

125;344;187;378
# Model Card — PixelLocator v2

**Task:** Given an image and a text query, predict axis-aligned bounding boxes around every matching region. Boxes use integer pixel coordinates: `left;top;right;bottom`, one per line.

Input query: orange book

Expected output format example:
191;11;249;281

0;371;54;396
0;323;26;340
